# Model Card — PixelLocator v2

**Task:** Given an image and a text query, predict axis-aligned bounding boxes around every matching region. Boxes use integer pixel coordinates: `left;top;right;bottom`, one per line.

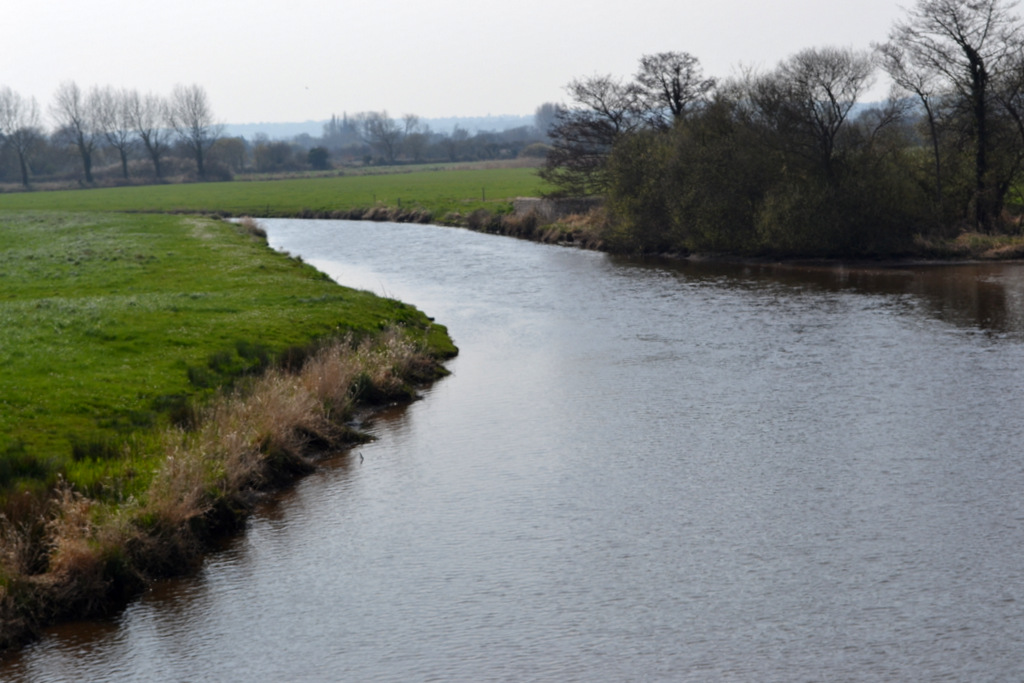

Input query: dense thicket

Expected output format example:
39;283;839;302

543;0;1024;257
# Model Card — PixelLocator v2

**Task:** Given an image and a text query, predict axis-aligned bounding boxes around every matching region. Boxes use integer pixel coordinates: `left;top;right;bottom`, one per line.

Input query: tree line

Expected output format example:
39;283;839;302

540;0;1024;256
0;82;555;188
1;82;222;186
314;111;550;167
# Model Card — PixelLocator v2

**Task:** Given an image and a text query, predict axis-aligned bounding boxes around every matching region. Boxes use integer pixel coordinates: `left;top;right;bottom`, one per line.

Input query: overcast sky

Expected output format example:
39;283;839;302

8;0;909;126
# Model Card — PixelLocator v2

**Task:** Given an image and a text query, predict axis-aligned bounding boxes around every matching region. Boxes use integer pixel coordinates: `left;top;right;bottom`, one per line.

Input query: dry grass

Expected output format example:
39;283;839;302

453;205;608;250
545;208;608;249
914;231;1024;260
236;215;268;240
145;331;428;529
0;329;446;652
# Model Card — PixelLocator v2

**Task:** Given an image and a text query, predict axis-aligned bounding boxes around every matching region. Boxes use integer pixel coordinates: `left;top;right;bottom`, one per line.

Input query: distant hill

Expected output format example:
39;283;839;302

224;114;536;140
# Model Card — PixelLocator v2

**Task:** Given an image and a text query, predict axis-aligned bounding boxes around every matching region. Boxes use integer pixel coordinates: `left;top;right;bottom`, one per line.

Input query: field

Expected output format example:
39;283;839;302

0;163;547;510
0;211;453;500
0;208;460;649
0;165;549;218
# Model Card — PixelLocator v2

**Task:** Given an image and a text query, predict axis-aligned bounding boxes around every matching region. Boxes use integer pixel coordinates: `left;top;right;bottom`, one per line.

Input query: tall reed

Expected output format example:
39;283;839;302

0;329;448;652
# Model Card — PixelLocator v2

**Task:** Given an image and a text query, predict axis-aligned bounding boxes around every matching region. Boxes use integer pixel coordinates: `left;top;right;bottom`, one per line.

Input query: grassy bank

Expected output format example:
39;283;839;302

0;211;456;651
0;166;549;221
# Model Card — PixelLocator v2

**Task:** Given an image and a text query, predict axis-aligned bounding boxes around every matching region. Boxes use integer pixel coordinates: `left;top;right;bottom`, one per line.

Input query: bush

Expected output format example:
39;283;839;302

308;147;331;170
604;131;675;252
603;93;937;257
519;143;551;159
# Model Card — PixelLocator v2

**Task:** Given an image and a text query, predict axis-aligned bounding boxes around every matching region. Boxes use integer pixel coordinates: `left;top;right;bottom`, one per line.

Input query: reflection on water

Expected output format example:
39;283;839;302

629;256;1024;337
5;222;1024;682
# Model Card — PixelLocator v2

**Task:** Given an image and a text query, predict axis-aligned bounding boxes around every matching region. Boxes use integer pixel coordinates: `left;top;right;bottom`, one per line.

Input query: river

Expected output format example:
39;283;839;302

4;219;1024;681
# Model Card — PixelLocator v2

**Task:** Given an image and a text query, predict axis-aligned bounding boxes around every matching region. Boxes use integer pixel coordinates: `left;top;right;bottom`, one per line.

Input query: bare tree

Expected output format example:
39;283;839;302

750;47;874;184
400;113;429;162
998;51;1024;150
784;46;874;180
402;113;420;136
126;90;172;179
533;102;563;140
50;81;98;183
94;86;134;179
876;40;948;207
167;84;222;180
361;111;403;163
0;87;41;186
635;51;716;127
539;75;645;195
883;0;1024;229
442;125;469;162
991;51;1024;211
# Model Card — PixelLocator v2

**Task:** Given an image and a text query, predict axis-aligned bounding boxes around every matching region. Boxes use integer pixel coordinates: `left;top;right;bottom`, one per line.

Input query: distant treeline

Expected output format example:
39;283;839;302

540;0;1024;257
0;83;556;188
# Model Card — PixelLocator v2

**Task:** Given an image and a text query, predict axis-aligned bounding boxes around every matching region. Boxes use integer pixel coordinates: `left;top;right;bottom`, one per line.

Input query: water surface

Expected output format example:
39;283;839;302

5;221;1024;681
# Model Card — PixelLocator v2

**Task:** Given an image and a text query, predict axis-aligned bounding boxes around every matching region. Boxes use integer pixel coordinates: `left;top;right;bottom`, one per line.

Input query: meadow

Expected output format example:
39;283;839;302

0;166;549;218
0;162;548;505
0;210;455;647
1;210;454;491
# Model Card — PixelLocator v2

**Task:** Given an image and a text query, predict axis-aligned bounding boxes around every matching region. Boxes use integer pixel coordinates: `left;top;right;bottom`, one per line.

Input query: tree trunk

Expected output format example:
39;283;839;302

80;146;93;183
17;152;29;187
969;50;991;230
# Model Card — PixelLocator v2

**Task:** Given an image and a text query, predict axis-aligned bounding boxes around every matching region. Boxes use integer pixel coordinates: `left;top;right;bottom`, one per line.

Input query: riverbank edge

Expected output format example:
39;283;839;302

0;218;458;655
461;208;1024;263
207;201;1024;263
1;334;456;655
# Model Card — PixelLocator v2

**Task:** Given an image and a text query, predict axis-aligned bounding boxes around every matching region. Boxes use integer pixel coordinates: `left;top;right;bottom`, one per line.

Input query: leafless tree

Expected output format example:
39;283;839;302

442;125;469;162
994;52;1024;208
167;83;222;179
750;47;874;184
94;86;135;179
400;113;429;161
50;81;98;183
539;75;646;195
882;0;1024;229
361;111;403;163
126;90;172;179
635;51;716;127
0;87;41;186
533;102;563;139
785;46;874;178
875;40;948;206
402;113;421;136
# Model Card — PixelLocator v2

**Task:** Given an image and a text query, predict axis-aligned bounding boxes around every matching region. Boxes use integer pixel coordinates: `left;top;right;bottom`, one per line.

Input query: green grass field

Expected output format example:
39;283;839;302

0;165;540;499
0;165;540;644
0;211;451;499
0;166;549;217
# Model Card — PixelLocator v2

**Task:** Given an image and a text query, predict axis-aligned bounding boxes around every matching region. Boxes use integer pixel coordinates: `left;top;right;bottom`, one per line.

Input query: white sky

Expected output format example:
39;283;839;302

7;0;909;126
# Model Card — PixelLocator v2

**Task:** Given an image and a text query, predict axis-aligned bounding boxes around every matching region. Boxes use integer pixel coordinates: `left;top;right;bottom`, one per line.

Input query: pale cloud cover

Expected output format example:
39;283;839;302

8;0;908;126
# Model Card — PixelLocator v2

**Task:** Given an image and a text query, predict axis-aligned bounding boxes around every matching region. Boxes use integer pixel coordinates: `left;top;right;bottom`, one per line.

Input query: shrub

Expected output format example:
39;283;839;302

308;147;331;170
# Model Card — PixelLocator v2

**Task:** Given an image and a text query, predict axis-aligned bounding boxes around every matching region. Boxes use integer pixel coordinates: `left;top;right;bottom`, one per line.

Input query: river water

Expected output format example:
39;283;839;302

5;220;1024;681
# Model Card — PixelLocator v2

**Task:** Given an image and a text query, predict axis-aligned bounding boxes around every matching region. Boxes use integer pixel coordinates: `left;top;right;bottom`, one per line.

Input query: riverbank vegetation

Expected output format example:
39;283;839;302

0;211;456;651
541;0;1024;258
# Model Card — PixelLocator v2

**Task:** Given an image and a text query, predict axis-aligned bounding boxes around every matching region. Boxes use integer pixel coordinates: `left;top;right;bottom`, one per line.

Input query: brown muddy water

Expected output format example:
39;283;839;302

4;220;1024;681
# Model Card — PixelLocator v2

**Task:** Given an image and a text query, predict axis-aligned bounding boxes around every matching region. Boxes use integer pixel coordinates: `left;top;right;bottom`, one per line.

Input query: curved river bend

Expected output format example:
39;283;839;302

5;220;1024;681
